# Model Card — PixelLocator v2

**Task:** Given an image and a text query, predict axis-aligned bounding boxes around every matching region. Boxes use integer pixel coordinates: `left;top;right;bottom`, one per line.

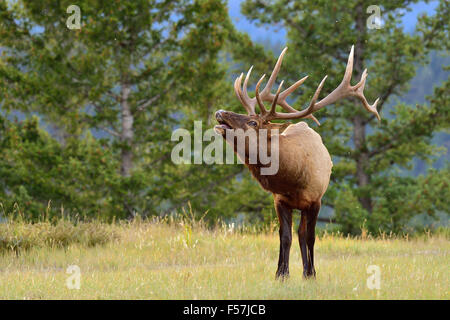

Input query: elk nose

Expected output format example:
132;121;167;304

215;110;226;121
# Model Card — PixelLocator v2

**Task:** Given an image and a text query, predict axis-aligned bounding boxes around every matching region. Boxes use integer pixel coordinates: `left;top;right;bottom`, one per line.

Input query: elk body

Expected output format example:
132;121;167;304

214;46;380;279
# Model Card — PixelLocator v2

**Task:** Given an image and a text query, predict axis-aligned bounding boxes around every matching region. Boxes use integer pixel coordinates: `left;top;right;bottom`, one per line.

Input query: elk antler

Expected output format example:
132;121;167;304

234;46;380;125
234;48;319;124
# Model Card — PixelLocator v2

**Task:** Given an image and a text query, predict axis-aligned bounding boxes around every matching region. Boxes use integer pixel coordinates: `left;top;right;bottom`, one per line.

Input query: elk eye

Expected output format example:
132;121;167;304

248;121;258;127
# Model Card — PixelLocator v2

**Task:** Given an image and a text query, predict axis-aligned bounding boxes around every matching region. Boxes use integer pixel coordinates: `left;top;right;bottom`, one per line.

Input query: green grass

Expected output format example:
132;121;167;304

0;220;118;254
0;219;448;299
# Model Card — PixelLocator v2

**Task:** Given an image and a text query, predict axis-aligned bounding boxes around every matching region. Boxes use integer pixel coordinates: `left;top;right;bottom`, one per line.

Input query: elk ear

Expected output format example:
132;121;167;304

268;122;291;134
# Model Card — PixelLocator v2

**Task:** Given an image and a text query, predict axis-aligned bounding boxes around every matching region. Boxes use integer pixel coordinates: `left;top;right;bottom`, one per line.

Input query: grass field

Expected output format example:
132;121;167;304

0;219;448;299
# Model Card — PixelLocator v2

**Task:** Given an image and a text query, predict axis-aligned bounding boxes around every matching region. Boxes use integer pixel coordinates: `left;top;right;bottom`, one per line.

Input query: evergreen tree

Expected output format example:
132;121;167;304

240;0;449;233
0;0;234;217
0;0;447;232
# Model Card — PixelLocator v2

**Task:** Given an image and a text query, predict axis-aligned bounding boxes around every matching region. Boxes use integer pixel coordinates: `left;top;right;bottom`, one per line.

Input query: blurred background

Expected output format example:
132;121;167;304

0;0;448;235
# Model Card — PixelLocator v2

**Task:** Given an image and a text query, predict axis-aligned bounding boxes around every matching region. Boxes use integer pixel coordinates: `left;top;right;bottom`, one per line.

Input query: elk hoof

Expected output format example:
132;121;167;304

303;269;316;279
275;272;290;281
275;265;290;280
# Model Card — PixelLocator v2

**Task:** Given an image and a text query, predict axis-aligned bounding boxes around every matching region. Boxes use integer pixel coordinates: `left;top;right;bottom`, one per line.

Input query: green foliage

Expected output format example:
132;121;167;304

0;0;448;234
0;0;240;218
239;0;449;234
0;115;122;219
370;167;450;234
333;185;369;235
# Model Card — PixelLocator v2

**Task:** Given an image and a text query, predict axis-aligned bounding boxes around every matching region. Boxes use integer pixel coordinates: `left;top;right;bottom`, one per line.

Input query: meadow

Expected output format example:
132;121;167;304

0;218;448;300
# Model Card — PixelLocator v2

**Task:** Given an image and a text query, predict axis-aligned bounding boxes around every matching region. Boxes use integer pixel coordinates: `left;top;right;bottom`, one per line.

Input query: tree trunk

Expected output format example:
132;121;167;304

353;3;372;213
120;80;134;217
353;115;372;212
120;82;133;177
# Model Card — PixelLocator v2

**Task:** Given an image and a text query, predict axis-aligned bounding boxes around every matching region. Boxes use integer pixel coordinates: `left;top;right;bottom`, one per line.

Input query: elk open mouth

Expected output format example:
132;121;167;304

215;119;231;130
214;112;232;134
214;120;232;135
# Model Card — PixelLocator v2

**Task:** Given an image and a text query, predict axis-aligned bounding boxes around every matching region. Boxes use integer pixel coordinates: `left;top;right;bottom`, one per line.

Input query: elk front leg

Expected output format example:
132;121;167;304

274;200;292;280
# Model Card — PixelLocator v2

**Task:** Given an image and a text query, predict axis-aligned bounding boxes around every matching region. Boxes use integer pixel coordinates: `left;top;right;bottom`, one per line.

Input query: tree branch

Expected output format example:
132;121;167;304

135;93;162;113
98;125;120;137
91;102;118;133
134;81;173;114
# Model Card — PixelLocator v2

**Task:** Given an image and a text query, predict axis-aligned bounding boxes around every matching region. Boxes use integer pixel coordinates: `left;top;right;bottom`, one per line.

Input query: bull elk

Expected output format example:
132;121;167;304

214;46;380;279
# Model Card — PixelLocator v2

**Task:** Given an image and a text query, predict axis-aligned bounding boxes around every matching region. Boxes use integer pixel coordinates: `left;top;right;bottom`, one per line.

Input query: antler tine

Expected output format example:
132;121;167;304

233;74;245;105
234;72;256;116
342;45;354;84
306;75;328;112
278;76;309;101
259;47;288;98
268;80;284;117
352;69;381;120
242;65;256;114
270;76;309;113
255;74;268;116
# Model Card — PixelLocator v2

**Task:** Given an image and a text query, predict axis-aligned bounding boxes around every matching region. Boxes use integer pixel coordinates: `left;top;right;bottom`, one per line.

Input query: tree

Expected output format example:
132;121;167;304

1;0;447;232
0;0;234;217
0;115;121;219
136;4;276;223
240;0;449;233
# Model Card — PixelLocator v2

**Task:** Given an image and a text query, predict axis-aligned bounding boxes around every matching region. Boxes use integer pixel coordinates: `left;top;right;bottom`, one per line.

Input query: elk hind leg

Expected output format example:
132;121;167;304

298;213;309;278
305;201;320;278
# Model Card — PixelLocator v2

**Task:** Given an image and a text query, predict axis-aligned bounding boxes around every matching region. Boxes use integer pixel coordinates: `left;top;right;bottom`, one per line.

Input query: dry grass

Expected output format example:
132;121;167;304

0;219;448;299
